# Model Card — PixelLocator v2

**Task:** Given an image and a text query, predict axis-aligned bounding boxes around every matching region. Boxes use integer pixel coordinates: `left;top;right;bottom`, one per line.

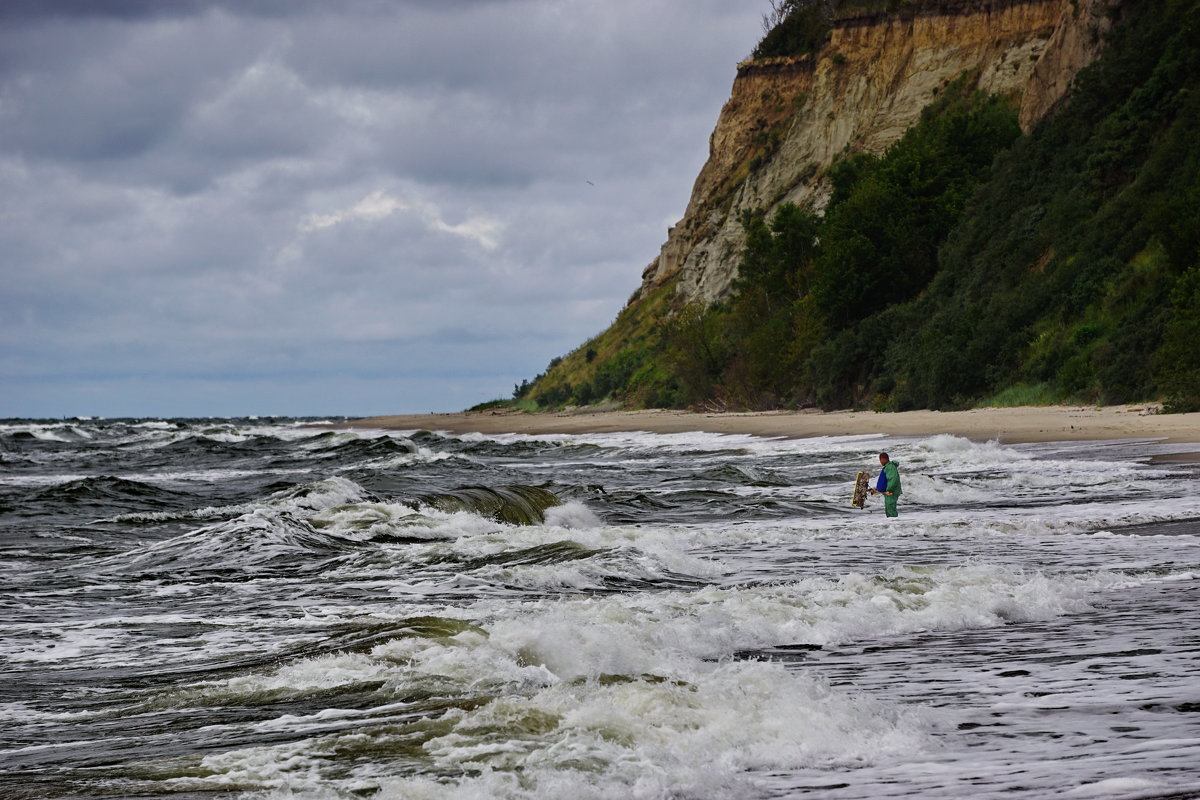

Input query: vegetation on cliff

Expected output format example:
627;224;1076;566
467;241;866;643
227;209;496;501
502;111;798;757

752;0;936;60
753;0;835;60
666;80;1023;410
520;0;1200;413
879;0;1200;412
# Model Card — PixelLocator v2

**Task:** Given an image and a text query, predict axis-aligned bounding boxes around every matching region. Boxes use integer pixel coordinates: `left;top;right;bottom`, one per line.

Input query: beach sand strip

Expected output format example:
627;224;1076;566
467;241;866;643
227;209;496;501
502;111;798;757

334;405;1199;450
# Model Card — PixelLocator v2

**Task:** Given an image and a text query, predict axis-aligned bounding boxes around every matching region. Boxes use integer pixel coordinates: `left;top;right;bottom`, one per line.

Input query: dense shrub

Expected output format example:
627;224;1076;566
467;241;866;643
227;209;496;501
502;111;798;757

1158;266;1200;411
752;1;834;60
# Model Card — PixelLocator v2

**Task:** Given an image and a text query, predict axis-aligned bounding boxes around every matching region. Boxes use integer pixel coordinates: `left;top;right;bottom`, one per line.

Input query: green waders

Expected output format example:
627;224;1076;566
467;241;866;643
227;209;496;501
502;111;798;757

882;461;901;517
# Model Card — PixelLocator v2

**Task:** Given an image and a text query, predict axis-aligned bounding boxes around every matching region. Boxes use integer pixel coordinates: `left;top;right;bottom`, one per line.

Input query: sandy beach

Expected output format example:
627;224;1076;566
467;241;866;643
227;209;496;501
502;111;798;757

340;404;1200;450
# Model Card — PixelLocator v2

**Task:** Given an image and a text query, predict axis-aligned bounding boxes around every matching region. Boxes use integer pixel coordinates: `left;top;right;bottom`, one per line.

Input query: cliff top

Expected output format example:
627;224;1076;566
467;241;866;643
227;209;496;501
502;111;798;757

753;0;1057;60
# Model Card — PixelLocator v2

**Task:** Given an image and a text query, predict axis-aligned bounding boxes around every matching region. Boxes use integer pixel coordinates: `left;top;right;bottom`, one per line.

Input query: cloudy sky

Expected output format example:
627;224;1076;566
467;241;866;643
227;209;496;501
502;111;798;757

0;1;763;418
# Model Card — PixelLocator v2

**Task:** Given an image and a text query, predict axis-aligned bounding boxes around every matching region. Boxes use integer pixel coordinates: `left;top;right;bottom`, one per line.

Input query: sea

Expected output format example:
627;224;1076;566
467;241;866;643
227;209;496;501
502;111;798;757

2;417;1199;800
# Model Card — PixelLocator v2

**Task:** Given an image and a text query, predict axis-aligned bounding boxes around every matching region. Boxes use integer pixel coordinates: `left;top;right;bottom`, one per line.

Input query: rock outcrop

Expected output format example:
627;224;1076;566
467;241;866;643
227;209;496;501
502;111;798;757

633;0;1119;308
1019;0;1116;127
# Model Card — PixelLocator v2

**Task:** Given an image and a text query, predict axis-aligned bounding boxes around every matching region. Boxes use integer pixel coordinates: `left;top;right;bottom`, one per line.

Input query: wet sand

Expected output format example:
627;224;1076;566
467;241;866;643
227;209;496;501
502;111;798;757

339;404;1199;448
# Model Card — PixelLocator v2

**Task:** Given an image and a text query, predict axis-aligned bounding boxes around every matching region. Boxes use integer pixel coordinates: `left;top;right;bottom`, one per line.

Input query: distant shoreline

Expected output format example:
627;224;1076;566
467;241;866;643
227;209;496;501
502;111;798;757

331;404;1200;450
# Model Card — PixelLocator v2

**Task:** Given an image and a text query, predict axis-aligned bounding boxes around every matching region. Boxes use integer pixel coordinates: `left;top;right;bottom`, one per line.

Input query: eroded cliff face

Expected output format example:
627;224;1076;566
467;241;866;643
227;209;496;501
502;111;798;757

635;0;1117;308
1019;0;1115;126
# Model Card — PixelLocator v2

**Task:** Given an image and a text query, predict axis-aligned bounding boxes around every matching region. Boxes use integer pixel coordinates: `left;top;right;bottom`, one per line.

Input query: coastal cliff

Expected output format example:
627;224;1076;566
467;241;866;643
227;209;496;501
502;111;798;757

638;0;1110;307
518;0;1200;414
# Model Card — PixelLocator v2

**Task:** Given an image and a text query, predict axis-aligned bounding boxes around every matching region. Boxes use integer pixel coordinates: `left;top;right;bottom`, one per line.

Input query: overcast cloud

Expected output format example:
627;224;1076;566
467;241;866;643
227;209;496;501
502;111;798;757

0;0;762;418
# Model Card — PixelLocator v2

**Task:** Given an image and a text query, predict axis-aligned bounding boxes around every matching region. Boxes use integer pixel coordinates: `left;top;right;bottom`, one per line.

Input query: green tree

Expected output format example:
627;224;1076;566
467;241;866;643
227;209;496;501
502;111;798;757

812;90;1021;329
1157;265;1200;411
661;304;729;405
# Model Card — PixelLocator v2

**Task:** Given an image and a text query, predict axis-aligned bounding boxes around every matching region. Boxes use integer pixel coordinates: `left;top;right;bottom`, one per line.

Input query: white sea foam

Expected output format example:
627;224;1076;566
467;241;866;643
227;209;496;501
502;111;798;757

346;447;457;471
265;475;370;513
542;501;603;529
183;563;1122;697
23;426;76;442
452;428;886;458
408;662;931;799
167;558;1181;798
913;433;1029;462
0;626;126;664
1063;777;1175;797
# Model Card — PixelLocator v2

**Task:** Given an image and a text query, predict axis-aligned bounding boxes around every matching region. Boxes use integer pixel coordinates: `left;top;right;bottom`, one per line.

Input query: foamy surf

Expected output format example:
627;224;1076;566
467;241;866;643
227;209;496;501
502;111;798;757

2;420;1198;799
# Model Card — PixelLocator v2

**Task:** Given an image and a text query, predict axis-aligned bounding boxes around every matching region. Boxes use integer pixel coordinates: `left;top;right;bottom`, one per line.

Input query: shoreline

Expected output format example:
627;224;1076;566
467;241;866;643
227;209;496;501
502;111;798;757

334;404;1200;450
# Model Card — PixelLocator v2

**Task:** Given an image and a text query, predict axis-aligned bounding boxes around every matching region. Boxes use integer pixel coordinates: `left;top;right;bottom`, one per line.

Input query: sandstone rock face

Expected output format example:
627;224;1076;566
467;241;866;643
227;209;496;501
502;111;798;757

633;0;1118;309
1019;0;1115;128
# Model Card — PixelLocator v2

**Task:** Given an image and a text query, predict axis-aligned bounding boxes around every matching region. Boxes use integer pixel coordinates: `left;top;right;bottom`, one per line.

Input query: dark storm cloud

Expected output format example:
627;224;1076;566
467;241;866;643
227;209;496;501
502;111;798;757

0;0;762;417
0;0;330;22
0;0;528;27
0;17;260;164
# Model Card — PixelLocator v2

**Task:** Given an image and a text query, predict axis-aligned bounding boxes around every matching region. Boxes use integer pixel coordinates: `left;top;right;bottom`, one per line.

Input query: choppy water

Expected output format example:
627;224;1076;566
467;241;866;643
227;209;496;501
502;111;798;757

2;418;1199;800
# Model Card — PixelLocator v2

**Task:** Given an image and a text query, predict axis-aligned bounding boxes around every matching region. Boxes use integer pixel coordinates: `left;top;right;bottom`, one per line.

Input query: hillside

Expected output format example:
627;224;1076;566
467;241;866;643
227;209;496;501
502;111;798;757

516;0;1200;413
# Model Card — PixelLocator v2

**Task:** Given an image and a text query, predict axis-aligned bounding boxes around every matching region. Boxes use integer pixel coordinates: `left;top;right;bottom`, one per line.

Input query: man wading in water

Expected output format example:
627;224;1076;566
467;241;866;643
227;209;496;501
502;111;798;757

869;452;902;517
